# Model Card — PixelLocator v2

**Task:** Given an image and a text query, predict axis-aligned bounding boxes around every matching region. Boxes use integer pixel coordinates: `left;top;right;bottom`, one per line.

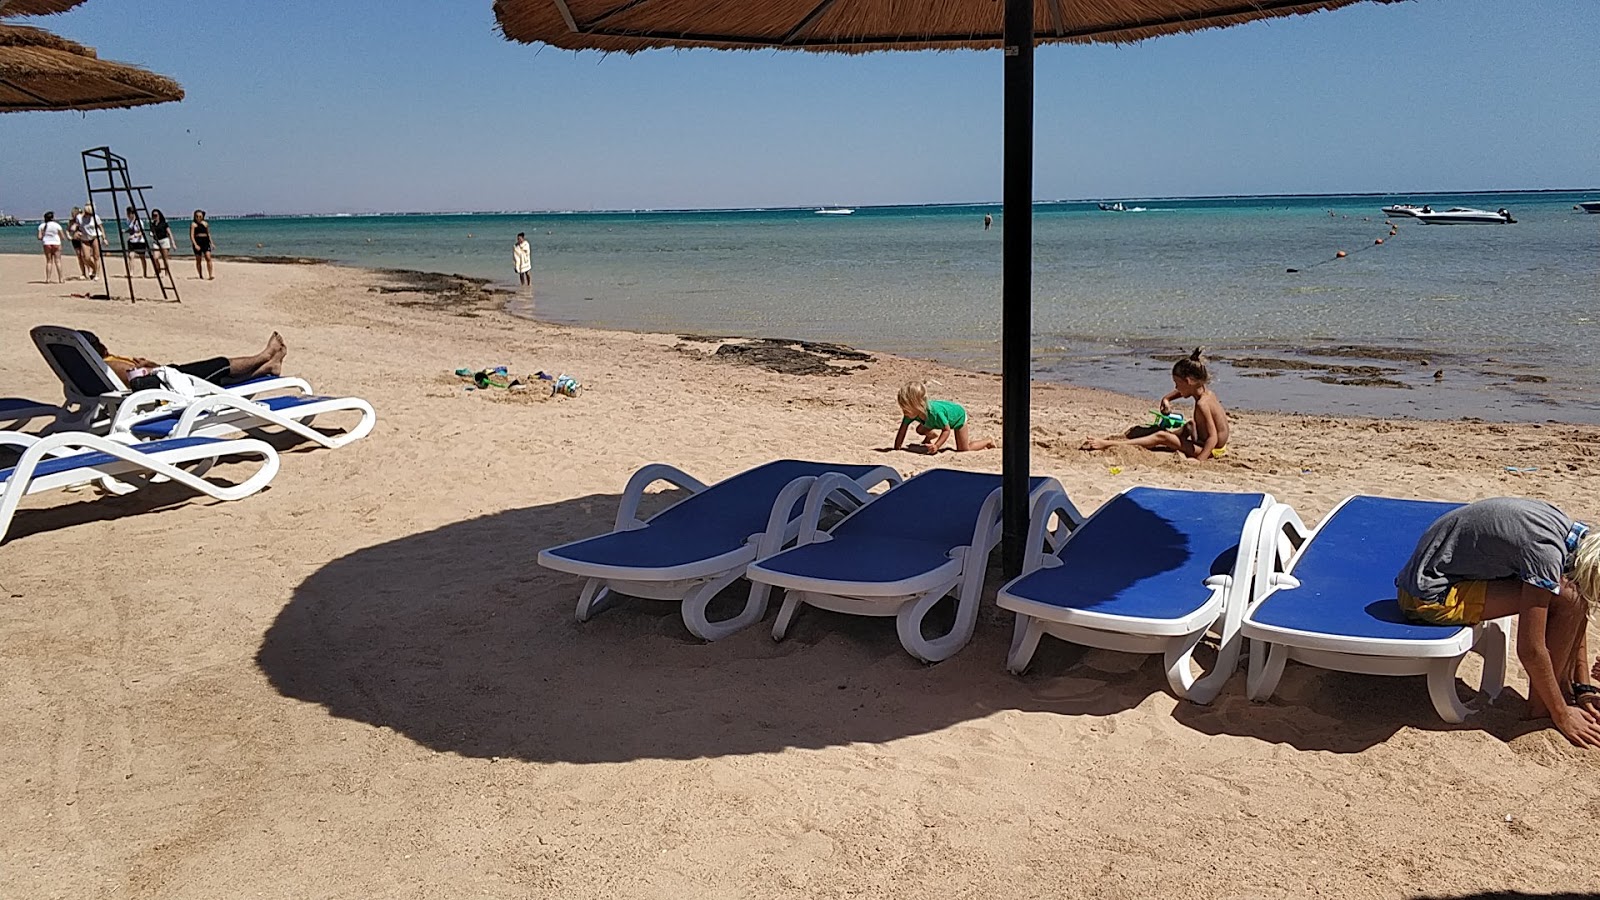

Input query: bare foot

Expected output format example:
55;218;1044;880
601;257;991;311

1080;437;1113;451
269;331;287;356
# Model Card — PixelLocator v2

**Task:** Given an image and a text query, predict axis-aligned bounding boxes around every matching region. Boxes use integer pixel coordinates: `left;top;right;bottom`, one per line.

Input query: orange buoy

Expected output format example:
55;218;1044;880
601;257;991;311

1375;238;1384;245
1336;250;1347;258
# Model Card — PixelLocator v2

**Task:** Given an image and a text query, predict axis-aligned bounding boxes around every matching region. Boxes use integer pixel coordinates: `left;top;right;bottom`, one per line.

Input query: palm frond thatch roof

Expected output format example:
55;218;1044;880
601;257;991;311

0;0;90;18
0;23;183;111
494;0;1403;53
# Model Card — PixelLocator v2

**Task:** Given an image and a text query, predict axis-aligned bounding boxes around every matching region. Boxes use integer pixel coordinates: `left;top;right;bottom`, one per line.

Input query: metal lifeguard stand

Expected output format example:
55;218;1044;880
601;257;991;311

81;147;180;303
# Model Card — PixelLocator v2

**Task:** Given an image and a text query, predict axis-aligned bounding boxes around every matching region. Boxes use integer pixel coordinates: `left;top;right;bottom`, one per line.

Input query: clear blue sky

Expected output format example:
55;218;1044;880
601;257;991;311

2;0;1596;215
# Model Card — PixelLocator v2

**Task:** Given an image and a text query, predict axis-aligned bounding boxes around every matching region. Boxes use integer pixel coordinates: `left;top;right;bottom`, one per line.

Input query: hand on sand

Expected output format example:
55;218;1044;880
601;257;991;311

1555;706;1600;749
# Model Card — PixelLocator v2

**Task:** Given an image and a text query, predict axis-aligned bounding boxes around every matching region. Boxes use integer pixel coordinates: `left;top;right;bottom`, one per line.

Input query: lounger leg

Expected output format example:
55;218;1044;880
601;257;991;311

897;586;972;663
772;592;801;642
1478;618;1509;701
1162;629;1207;701
1426;656;1471;724
1006;615;1044;675
575;578;615;622
1246;640;1288;702
680;569;761;642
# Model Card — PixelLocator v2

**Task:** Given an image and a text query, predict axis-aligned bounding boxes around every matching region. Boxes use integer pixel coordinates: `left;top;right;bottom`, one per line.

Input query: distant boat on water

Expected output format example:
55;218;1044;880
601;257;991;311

1096;201;1146;212
1576;201;1600;214
1381;204;1426;217
1412;206;1517;225
814;207;855;215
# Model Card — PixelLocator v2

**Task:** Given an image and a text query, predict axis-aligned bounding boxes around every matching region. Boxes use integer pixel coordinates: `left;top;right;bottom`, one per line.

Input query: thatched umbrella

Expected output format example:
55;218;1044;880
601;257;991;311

0;0;89;17
0;22;182;111
494;0;1399;574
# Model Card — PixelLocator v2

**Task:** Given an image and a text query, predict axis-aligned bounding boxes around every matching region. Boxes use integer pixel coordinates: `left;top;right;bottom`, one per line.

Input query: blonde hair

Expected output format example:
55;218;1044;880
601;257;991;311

897;380;929;419
1569;533;1600;611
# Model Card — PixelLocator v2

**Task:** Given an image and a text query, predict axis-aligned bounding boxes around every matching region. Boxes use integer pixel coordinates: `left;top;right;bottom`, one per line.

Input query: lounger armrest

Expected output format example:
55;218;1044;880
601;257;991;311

1250;501;1311;608
796;472;877;544
753;474;823;560
615;463;708;531
109;388;189;431
1020;488;1085;575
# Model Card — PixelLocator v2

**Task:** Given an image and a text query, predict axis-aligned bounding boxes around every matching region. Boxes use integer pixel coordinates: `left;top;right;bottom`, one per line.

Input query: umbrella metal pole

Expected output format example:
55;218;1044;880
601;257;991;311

1001;0;1034;578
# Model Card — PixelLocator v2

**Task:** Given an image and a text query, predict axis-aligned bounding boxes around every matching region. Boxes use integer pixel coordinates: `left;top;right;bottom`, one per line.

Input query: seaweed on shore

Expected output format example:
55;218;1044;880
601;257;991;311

694;338;874;376
368;268;512;317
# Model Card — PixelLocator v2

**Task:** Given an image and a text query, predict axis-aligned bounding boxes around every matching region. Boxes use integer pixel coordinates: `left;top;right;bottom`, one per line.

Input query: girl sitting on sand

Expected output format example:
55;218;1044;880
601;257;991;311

1081;349;1229;461
892;380;995;454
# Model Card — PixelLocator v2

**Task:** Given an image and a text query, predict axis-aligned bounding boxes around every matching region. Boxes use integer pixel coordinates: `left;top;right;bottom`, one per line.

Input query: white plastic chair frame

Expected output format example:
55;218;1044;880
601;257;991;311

764;473;1062;664
556;463;902;641
107;369;375;450
0;430;280;543
1002;488;1270;705
1242;499;1510;724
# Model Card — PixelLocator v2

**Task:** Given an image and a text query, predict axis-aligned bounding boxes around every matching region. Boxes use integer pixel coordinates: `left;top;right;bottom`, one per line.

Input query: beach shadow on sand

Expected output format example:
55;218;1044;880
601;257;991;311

257;490;1524;761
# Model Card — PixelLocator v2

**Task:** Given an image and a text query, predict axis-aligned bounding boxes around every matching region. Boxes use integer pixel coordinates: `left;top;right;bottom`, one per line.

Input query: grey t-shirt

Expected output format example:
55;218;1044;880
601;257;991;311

1396;497;1579;601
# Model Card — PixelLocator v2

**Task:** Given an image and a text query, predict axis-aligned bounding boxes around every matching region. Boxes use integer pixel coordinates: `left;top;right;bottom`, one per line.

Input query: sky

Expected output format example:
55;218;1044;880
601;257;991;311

1;0;1597;216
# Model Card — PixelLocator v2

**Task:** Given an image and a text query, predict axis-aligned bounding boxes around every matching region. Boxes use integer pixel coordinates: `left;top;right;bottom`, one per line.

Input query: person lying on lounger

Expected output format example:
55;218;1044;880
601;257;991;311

82;329;287;389
1396;497;1600;749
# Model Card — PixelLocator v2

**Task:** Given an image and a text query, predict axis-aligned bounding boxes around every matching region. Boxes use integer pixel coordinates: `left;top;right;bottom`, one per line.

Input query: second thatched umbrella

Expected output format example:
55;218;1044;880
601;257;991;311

495;0;1400;574
0;22;182;111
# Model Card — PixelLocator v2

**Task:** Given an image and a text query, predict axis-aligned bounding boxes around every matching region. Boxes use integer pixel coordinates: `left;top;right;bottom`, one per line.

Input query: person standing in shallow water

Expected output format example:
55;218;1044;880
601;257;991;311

513;232;532;287
983;213;993;231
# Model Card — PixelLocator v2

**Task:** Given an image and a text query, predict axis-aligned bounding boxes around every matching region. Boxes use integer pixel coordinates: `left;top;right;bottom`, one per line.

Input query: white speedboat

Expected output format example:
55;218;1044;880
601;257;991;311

1096;201;1146;212
814;207;855;215
1381;204;1426;217
1576;201;1600;214
1412;206;1516;225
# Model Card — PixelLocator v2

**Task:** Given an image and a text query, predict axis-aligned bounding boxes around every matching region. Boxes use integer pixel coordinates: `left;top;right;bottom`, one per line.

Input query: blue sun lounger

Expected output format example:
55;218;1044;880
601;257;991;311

0;431;280;544
1241;496;1511;723
746;469;1063;663
537;459;900;641
1;397;65;431
997;487;1274;703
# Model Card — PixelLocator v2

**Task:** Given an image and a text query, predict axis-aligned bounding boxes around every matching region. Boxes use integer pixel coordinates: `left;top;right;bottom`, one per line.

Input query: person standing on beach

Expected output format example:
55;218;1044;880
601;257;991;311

190;209;214;280
36;211;65;283
75;203;102;279
149;209;173;277
124;207;151;278
1396;498;1600;749
66;206;89;279
513;232;532;287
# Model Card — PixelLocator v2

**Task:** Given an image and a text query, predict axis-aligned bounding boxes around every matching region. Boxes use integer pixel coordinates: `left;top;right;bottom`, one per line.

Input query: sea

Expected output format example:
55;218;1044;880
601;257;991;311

4;190;1597;422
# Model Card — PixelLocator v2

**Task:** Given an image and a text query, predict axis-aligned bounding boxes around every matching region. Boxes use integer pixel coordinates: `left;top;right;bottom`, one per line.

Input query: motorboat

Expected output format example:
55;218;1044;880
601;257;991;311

814;207;855;215
1575;201;1600;214
1381;204;1426;217
1412;206;1516;225
1096;201;1146;212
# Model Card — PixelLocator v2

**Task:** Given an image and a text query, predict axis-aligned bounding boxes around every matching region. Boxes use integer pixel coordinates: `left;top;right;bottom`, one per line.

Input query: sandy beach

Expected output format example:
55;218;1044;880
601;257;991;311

2;252;1598;899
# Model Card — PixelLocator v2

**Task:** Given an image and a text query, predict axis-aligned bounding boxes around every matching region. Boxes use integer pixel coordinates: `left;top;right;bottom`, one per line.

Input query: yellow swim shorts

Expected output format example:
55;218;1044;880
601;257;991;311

1398;581;1488;626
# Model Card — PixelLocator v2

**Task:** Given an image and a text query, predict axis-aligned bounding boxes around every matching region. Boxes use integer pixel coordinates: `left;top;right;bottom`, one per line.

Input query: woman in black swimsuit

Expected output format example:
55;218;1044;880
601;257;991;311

149;209;173;277
190;209;214;280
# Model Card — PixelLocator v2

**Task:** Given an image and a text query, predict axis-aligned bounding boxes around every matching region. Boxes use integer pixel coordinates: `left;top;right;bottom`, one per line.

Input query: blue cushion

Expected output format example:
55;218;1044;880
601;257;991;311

0;436;220;485
755;471;1052;585
1004;488;1265;620
1248;496;1467;641
0;398;59;415
130;394;336;438
546;460;888;571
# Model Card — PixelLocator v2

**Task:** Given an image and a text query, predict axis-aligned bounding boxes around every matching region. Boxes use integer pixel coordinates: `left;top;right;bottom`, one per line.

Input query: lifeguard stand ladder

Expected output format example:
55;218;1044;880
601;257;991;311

81;147;180;303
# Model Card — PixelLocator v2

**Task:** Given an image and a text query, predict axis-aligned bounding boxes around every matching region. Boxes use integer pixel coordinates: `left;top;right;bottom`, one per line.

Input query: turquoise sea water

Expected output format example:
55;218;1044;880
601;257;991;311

5;191;1597;421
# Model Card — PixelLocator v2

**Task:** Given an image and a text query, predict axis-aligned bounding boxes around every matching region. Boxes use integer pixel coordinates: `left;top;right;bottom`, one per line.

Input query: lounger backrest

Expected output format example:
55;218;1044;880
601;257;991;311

829;470;1045;549
1055;487;1267;599
1289;495;1463;604
647;460;884;540
30;325;125;402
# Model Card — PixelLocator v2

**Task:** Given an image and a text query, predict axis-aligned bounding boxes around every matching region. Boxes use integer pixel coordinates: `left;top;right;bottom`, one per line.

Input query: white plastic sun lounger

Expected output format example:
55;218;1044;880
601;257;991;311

107;369;376;450
1240;496;1512;723
1;397;65;431
0;430;280;544
30;325;311;433
537;459;901;641
747;468;1063;663
997;486;1273;703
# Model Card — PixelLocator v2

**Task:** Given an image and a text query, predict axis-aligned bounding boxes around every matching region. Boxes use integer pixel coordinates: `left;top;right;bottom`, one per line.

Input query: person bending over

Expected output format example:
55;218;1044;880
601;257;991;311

892;380;995;454
1396;497;1600;748
82;330;287;388
1081;348;1229;461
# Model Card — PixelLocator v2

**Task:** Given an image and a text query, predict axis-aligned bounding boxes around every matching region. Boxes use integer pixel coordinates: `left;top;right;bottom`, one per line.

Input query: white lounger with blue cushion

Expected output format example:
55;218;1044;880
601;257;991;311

747;469;1062;663
1;398;65;431
0;431;280;543
1241;496;1511;723
997;487;1273;703
537;460;901;641
30;325;311;433
108;369;376;450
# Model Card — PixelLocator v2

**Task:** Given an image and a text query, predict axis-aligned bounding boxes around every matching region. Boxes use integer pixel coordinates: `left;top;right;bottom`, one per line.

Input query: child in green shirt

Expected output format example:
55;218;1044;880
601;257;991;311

893;380;996;454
